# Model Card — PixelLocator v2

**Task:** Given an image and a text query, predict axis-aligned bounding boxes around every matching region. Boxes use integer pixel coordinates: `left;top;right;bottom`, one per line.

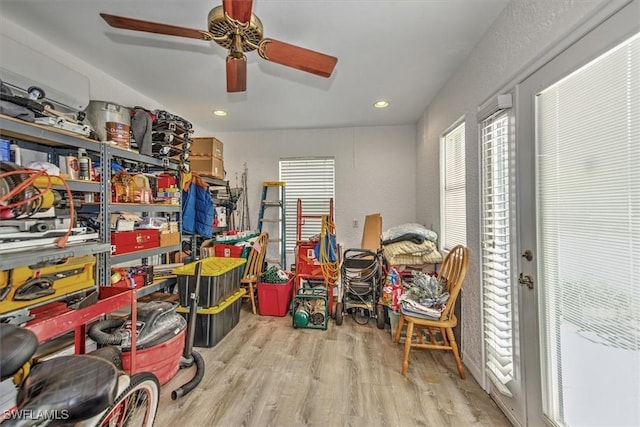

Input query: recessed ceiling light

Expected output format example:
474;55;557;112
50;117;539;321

373;101;389;109
213;110;228;117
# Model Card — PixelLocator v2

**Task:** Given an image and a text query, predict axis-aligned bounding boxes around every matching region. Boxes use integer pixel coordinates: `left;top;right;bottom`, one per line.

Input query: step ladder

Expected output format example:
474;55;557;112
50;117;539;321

257;181;286;268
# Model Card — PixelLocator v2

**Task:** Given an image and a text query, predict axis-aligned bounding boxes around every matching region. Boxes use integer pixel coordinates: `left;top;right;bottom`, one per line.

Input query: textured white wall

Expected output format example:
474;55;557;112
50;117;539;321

0;17;216;135
3;0;624;390
416;0;616;383
1;13;417;259
214;124;417;262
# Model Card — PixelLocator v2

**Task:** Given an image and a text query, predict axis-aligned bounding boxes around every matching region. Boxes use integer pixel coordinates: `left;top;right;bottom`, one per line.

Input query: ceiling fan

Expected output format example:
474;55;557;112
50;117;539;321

100;0;338;93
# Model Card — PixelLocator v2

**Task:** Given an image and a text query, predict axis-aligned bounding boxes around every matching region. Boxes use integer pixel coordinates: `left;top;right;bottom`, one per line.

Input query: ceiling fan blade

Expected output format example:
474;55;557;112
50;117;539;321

226;55;247;92
100;13;214;41
259;39;337;78
222;0;253;24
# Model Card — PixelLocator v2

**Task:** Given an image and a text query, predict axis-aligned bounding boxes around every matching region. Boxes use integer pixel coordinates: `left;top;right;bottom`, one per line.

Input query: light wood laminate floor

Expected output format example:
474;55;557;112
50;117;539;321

155;306;511;427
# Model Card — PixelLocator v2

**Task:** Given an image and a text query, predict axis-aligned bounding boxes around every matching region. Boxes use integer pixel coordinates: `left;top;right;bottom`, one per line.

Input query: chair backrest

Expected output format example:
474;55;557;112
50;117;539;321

436;245;469;321
242;232;269;280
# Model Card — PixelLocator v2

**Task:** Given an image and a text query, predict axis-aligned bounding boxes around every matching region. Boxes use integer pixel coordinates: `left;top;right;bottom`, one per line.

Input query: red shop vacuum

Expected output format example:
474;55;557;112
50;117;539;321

88;300;187;385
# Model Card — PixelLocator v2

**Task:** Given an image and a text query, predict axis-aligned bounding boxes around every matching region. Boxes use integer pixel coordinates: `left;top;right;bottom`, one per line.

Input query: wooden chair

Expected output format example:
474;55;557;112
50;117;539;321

393;245;469;378
240;232;269;314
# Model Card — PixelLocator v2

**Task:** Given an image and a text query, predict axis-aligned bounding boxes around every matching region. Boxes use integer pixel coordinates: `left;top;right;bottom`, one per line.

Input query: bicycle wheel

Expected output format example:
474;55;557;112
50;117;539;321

97;372;160;427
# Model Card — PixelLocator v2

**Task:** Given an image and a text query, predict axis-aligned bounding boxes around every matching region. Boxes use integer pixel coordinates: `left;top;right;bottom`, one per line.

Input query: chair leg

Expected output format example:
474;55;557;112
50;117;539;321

249;282;257;314
401;320;414;375
446;327;465;379
428;327;438;345
415;326;425;344
393;315;405;343
440;327;449;346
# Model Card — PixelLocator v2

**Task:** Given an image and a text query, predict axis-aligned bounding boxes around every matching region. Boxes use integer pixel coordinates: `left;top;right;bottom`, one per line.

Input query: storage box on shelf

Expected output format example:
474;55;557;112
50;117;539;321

160;231;180;247
190;136;224;179
111;229;160;255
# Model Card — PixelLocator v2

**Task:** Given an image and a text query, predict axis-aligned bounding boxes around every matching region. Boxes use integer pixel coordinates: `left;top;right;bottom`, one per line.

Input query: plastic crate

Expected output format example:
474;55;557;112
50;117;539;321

173;257;246;308
177;288;245;348
257;276;294;317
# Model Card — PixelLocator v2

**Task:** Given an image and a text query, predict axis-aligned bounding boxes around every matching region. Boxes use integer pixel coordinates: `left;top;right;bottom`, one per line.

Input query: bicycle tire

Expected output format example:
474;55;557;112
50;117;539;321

97;372;160;427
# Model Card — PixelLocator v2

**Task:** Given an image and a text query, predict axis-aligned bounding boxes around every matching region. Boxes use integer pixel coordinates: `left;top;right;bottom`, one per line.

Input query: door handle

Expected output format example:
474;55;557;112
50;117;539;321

518;273;534;289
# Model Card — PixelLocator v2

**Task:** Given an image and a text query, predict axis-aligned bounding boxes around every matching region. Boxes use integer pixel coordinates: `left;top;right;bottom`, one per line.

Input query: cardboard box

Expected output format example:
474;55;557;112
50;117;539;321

361;213;383;251
160;231;180;247
192;137;223;160
214;138;223;160
191;157;224;180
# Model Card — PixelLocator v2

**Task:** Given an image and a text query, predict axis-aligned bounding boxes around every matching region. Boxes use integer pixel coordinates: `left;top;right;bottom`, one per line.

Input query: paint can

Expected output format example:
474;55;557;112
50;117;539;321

84;100;131;149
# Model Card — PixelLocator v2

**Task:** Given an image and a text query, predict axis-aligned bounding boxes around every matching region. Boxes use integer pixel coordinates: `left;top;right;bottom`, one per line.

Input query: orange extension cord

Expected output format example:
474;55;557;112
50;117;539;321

319;214;339;287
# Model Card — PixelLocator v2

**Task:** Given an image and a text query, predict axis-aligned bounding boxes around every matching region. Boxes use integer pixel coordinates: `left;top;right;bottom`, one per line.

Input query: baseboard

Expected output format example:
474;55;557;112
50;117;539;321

462;350;486;390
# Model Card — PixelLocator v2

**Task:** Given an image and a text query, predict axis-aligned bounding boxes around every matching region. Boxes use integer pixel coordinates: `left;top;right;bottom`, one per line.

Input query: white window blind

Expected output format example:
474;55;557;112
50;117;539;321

441;122;467;250
536;33;639;426
279;158;335;252
480;110;515;390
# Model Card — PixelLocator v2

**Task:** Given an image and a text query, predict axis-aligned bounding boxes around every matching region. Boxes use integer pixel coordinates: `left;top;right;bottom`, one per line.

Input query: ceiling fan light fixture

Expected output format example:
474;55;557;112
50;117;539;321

213;110;228;117
99;0;338;93
373;100;390;109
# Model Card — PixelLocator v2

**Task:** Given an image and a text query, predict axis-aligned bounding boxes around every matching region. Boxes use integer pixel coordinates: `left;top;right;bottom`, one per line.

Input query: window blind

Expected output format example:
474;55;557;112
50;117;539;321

442;122;467;250
536;33;639;424
480;111;515;390
279;158;335;253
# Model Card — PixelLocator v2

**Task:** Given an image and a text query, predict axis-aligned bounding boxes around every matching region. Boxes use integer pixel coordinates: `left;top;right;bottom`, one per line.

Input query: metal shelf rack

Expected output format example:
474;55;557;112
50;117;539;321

0;113;182;326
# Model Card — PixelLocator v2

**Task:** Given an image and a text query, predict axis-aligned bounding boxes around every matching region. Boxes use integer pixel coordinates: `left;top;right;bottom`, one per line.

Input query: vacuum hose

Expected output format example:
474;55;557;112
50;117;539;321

171;261;205;400
88;319;126;345
171;350;205;400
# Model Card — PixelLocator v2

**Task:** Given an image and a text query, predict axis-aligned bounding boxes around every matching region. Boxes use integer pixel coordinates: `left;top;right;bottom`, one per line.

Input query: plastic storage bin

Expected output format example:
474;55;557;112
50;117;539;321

257;276;294;317
213;243;246;258
177;288;245;348
173;257;246;308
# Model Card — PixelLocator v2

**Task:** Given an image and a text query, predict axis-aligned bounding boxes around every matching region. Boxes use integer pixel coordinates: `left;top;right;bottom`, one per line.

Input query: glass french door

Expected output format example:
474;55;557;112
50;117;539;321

480;104;526;426
517;3;639;425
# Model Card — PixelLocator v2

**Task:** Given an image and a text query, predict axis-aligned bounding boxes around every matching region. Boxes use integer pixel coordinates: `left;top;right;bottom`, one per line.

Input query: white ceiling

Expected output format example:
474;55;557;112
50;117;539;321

0;0;510;133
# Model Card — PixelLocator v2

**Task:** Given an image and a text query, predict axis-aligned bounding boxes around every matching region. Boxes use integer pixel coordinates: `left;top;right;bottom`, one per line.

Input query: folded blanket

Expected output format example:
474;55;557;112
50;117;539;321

382;233;425;245
382;239;443;267
382;223;438;243
383;240;437;258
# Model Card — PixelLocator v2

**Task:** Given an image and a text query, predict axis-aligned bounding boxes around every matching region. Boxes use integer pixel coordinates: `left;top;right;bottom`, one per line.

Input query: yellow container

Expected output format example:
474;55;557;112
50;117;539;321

173;257;247;309
172;257;246;277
